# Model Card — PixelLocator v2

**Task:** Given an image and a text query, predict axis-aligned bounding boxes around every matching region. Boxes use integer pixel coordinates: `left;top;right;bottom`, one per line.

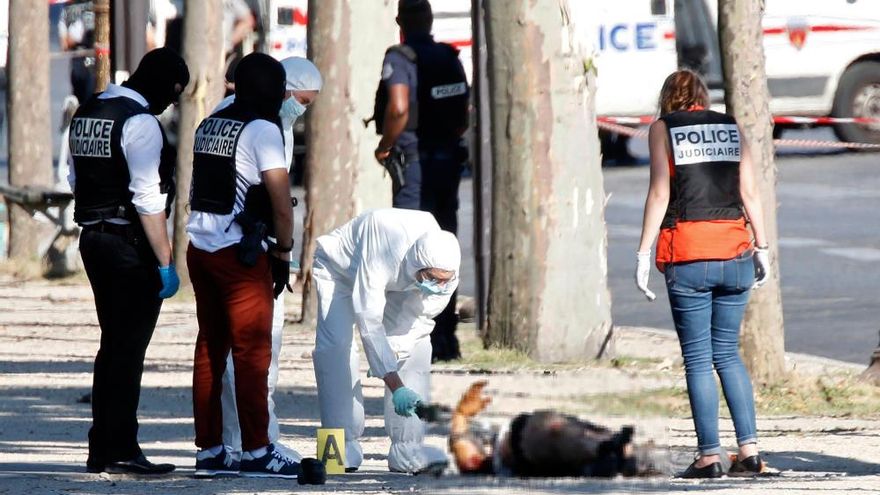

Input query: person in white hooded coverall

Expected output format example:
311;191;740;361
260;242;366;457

312;208;460;473
217;57;323;461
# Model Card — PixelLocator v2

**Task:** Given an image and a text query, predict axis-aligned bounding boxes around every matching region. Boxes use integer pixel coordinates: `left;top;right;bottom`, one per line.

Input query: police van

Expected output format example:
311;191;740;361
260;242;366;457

266;0;308;60
581;0;880;146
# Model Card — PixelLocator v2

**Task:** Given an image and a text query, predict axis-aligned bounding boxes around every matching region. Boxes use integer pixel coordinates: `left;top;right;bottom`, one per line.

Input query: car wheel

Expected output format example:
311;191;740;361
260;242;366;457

832;61;880;146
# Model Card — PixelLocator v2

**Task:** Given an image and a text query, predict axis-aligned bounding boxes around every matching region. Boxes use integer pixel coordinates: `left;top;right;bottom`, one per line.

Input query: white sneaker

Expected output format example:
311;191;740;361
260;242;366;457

271;441;302;463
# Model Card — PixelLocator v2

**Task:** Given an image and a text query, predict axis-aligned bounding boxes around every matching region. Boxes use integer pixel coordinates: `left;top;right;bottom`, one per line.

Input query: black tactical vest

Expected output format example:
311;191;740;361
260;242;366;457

659;110;744;229
372;39;469;141
190;103;260;214
70;94;176;224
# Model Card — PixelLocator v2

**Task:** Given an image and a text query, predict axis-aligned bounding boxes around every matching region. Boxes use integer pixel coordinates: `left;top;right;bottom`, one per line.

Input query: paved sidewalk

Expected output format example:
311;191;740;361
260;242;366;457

0;276;877;494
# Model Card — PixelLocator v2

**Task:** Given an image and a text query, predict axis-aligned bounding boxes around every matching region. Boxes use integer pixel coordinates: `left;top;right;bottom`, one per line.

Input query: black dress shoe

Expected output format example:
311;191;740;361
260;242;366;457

729;454;763;477
106;454;176;475
86;461;105;473
678;460;724;479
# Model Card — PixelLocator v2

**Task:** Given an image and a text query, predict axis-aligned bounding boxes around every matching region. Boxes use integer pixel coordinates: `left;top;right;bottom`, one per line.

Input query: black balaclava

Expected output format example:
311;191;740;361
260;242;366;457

123;47;190;115
234;52;286;121
398;0;433;37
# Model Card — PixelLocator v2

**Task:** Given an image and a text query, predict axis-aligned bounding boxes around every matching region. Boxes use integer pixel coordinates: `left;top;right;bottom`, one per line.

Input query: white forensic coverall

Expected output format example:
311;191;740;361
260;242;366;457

312;208;461;473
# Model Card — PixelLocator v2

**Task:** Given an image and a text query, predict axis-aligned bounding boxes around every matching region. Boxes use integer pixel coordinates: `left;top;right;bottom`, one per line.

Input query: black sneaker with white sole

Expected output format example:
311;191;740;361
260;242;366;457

240;444;301;479
194;449;240;478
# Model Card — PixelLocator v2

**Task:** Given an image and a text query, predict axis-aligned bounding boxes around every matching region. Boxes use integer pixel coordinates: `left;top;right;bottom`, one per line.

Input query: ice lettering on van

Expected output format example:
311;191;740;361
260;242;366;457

670;124;741;165
193;118;245;157
598;23;659;51
635;23;656;50
69;118;114;158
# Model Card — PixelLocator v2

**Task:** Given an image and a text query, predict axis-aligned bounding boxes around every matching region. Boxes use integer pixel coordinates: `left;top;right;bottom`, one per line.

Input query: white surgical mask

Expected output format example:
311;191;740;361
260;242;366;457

279;97;307;128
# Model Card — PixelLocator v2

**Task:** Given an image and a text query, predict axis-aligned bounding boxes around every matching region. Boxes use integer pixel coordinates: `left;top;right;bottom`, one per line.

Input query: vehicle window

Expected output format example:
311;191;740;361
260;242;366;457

674;0;723;89
277;7;295;26
651;0;667;15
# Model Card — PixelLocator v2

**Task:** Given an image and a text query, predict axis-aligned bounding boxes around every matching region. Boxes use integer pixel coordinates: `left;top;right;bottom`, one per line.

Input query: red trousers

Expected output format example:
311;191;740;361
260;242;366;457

188;243;273;451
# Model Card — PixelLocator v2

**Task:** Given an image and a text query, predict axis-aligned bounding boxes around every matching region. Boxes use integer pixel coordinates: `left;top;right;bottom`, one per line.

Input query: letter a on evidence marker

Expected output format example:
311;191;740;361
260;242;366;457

317;428;346;474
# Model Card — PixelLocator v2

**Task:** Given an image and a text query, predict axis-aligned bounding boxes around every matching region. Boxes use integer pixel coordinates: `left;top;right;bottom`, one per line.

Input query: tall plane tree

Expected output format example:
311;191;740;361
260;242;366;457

719;0;786;384
484;0;613;362
7;0;54;260
299;0;395;322
172;0;225;285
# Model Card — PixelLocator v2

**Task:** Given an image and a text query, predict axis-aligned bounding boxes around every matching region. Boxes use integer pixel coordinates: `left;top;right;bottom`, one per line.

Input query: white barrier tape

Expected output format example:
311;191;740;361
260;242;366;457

772;138;880;150
596;121;880;150
597;121;648;138
598;115;880;125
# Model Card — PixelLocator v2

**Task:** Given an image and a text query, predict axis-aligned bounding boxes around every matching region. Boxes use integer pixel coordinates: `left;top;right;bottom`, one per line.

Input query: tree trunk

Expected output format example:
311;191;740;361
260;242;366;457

718;0;786;384
472;0;492;331
861;331;880;384
94;0;111;91
172;0;225;286
484;0;613;362
6;0;54;260
299;0;394;323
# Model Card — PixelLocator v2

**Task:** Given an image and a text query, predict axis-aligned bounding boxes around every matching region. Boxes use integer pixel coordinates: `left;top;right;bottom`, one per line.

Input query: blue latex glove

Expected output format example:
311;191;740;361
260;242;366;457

158;264;180;299
391;387;422;417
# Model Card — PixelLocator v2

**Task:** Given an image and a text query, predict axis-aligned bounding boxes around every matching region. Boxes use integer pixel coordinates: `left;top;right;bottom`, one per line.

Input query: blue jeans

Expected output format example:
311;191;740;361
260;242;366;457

664;252;757;455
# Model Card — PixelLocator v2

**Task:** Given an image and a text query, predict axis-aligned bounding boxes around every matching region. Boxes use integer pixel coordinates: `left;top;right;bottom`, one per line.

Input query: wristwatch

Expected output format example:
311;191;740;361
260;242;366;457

272;241;293;253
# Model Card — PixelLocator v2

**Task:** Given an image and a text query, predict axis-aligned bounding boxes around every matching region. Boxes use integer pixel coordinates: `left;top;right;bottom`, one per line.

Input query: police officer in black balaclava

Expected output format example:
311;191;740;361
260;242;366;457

187;53;299;479
372;0;470;362
68;47;189;475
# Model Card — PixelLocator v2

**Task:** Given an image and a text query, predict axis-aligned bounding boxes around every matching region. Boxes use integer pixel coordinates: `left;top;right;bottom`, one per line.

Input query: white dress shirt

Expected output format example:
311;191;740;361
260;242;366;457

67;84;167;224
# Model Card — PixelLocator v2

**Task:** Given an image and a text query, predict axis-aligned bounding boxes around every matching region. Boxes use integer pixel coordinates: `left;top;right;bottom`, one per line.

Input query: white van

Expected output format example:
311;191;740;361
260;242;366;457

586;0;880;144
266;0;308;60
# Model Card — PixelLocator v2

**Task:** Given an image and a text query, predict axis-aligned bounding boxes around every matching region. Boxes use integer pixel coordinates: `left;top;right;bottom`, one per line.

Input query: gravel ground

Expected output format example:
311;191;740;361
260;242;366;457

1;275;878;495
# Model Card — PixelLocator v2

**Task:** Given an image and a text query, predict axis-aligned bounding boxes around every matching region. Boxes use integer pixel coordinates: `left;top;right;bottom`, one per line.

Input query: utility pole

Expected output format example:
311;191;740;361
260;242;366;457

299;0;395;323
172;0;225;286
718;0;786;384
93;0;111;91
6;0;54;261
484;0;613;362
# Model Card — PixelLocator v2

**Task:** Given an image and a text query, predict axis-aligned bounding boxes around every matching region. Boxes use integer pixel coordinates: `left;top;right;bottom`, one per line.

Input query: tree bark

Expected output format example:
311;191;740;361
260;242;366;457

299;0;395;323
172;0;225;286
718;0;786;384
861;331;880;385
94;0;111;91
484;0;613;362
6;0;54;261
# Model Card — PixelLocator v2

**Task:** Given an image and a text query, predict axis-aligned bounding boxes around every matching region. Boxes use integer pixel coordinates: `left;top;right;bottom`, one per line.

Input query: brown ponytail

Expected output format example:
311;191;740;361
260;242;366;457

658;69;710;116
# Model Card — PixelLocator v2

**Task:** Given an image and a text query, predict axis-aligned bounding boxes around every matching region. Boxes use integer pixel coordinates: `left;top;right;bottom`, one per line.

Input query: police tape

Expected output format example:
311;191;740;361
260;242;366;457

598;115;880;125
595;120;880;150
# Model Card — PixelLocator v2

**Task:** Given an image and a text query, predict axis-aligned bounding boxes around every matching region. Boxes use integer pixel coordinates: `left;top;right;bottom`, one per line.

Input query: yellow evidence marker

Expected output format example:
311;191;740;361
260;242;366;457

317;428;346;474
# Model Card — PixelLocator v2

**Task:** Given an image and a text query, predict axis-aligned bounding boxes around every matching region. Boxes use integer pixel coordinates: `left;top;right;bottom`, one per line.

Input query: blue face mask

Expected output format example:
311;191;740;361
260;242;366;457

416;278;453;296
279;97;307;128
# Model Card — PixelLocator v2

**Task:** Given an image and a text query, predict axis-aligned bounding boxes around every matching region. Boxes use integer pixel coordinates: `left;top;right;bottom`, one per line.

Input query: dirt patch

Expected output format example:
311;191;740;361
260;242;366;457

1;276;879;494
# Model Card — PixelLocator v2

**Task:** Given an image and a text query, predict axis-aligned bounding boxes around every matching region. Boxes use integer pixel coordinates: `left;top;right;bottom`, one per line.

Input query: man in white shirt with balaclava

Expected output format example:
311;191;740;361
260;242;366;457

312;208;461;474
215;56;322;462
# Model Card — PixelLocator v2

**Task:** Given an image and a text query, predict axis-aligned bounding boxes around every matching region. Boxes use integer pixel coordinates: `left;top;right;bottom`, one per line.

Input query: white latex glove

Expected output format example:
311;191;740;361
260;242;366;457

753;245;770;289
635;251;657;301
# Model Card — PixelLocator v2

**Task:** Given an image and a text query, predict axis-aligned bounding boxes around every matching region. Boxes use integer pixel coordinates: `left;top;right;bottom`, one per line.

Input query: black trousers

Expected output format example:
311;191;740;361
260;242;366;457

393;141;464;361
79;224;163;465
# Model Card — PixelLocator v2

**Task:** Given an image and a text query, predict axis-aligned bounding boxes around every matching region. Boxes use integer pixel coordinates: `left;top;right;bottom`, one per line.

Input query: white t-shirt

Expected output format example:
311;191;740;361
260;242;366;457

186;112;287;253
213;94;295;168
